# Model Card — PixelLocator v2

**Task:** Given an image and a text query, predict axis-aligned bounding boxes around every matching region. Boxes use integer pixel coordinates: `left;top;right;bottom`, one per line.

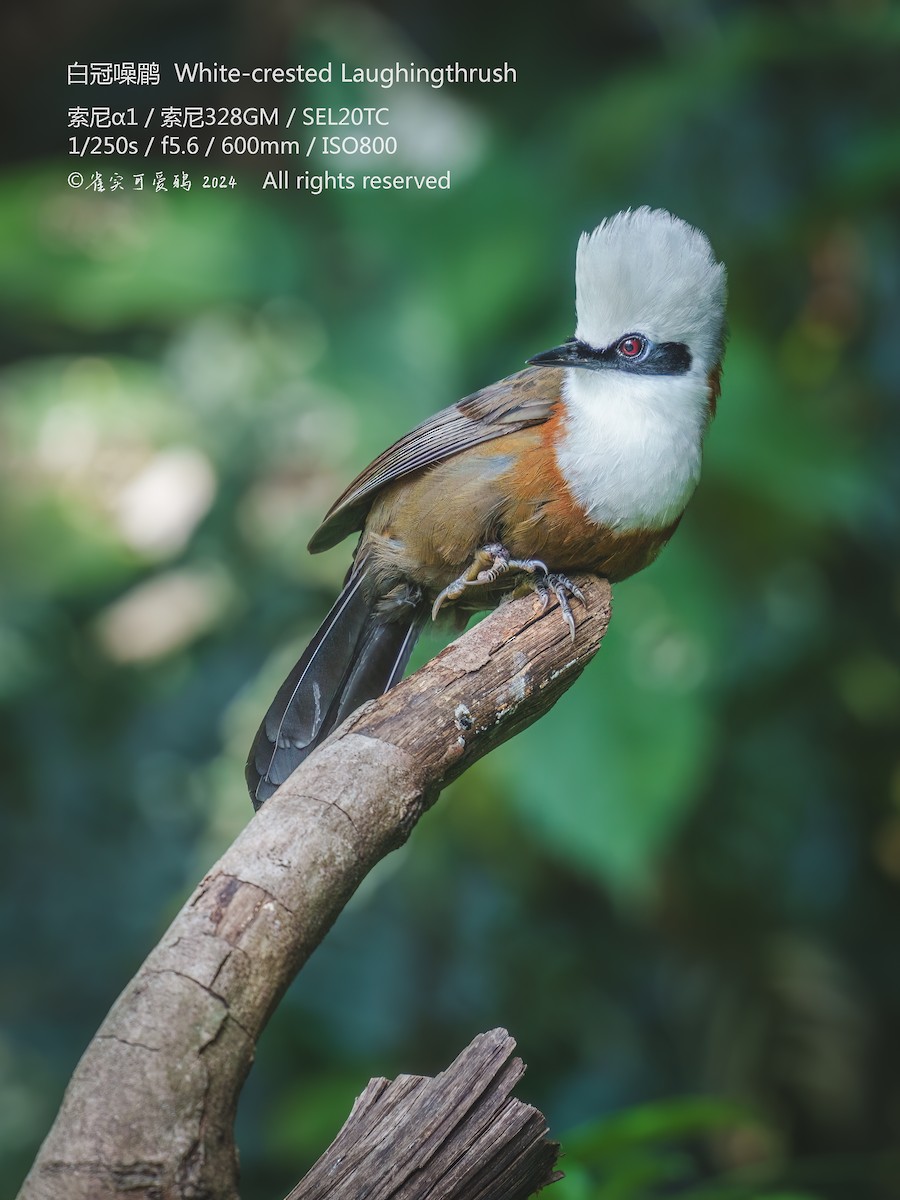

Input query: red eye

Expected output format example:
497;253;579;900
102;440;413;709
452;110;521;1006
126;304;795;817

617;335;646;359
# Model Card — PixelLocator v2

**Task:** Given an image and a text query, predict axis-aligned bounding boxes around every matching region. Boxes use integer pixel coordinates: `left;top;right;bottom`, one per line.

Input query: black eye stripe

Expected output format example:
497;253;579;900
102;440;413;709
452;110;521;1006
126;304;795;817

571;337;692;376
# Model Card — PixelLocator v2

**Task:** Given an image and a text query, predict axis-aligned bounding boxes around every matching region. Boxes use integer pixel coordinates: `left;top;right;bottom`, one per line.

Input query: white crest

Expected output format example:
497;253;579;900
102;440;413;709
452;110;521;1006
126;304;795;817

575;207;726;370
554;209;727;534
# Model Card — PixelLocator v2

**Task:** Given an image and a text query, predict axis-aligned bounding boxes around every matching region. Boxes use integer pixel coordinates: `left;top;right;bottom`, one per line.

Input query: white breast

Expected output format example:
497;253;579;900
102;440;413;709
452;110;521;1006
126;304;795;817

555;368;709;532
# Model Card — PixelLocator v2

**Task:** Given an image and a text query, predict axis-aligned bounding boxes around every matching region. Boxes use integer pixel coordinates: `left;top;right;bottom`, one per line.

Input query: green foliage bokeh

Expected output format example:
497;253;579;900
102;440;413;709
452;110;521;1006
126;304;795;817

1;2;899;1198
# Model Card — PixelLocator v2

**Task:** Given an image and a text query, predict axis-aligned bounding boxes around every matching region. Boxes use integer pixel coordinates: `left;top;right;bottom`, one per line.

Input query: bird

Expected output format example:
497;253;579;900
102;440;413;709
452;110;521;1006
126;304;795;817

246;207;727;807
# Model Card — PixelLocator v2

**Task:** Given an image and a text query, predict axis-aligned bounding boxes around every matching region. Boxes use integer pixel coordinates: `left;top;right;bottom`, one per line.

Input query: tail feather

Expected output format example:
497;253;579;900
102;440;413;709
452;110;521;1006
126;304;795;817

329;607;423;730
263;567;371;751
246;564;425;808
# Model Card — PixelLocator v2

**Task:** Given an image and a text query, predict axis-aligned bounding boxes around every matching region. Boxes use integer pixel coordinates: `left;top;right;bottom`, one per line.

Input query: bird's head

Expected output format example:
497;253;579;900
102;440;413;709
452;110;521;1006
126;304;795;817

529;207;727;393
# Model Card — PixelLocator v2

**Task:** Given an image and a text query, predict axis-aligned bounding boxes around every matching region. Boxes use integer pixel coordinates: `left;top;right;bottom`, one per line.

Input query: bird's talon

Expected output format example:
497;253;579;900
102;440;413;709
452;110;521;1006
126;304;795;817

432;545;557;620
433;547;584;638
558;593;577;641
431;585;462;620
508;557;547;577
530;571;584;639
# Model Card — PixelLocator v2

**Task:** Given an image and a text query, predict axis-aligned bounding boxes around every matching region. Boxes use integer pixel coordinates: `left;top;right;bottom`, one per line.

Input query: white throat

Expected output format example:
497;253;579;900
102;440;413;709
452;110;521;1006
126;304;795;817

555;367;709;532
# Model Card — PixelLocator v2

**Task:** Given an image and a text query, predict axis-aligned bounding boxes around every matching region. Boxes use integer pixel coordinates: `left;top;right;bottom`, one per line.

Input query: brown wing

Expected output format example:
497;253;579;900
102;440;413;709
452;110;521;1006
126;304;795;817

308;366;560;552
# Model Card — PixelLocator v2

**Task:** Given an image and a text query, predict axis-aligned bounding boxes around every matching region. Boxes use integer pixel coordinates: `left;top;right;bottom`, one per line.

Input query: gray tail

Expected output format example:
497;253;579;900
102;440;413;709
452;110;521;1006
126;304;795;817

246;562;425;808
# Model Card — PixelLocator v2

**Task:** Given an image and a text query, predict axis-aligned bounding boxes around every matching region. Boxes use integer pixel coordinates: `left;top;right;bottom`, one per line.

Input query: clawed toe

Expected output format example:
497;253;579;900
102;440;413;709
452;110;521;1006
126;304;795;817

432;579;467;620
432;544;549;620
532;572;586;641
432;544;585;639
473;547;547;586
431;590;449;620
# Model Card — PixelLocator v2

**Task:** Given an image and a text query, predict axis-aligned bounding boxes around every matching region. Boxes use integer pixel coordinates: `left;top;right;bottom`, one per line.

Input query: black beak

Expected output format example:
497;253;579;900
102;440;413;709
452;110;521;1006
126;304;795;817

527;339;595;369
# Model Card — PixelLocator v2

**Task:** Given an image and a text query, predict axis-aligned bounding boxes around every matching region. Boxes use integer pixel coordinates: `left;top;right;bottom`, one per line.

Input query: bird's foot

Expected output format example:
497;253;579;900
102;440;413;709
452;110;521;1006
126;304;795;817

528;571;586;641
431;543;547;620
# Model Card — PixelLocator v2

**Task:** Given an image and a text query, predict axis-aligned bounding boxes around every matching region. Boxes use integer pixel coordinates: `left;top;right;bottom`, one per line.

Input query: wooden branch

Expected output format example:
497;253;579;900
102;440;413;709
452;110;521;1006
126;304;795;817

288;1029;561;1200
18;576;611;1200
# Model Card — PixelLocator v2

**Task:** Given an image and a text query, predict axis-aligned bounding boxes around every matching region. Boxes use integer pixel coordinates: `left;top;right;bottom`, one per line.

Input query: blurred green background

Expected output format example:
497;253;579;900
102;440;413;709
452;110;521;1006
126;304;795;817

1;1;899;1197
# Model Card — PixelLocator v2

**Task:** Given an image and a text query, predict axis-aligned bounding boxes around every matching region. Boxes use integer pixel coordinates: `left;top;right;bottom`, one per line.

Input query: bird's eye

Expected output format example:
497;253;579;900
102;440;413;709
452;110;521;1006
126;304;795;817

617;335;647;359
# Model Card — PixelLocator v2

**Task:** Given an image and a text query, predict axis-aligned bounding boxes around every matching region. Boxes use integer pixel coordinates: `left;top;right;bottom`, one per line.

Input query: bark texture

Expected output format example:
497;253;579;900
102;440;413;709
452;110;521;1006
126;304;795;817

288;1029;561;1200
19;576;611;1200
